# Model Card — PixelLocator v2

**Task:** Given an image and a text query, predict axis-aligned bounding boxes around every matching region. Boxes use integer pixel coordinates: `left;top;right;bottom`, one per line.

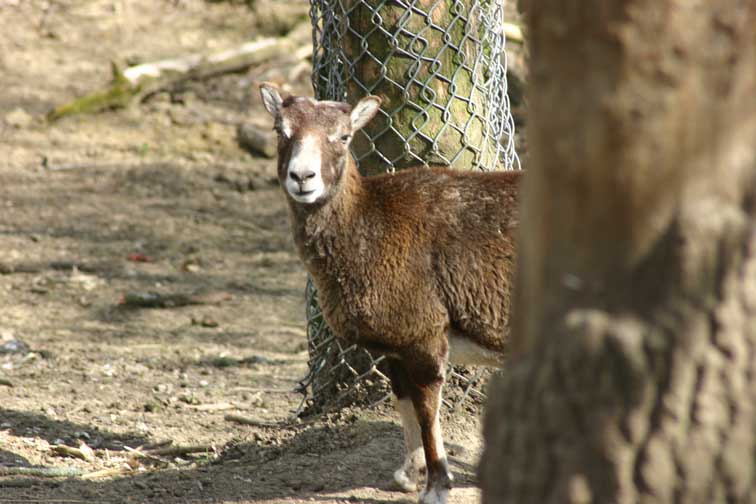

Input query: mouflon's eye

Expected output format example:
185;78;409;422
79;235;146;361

273;124;287;138
340;134;351;144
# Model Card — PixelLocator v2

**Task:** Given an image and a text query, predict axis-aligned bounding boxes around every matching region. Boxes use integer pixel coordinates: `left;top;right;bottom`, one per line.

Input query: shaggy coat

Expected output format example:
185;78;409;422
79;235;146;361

291;164;518;367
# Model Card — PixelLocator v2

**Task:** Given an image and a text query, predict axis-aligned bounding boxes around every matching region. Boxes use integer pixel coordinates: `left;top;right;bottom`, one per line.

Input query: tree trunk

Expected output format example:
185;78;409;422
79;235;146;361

343;0;499;175
481;1;756;503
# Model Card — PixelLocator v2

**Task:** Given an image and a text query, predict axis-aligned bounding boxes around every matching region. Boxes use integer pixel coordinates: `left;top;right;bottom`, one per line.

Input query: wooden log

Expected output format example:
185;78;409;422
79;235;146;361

147;444;214;457
47;22;311;122
0;467;84;478
123;22;311;92
51;443;95;462
224;413;279;427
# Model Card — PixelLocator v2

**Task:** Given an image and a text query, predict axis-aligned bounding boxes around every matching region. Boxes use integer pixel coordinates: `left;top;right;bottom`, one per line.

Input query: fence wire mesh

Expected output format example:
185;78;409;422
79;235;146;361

297;0;517;414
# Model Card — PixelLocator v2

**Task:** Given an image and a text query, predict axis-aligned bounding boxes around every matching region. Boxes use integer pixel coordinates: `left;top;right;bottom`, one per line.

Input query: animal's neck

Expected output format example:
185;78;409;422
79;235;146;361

291;155;365;261
332;155;365;218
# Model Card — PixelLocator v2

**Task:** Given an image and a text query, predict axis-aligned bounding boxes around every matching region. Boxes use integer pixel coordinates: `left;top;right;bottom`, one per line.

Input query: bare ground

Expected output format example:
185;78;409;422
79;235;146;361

0;1;502;503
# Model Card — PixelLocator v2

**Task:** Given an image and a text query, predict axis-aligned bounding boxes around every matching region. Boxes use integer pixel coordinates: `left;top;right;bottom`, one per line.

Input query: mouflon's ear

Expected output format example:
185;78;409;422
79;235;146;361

350;95;382;132
259;82;283;117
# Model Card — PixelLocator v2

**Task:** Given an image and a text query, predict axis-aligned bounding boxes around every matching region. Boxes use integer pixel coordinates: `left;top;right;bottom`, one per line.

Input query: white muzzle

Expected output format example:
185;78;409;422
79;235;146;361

286;134;324;204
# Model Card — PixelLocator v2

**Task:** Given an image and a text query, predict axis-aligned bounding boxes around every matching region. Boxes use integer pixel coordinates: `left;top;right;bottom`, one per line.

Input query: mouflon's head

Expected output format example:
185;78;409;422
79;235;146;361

259;83;381;205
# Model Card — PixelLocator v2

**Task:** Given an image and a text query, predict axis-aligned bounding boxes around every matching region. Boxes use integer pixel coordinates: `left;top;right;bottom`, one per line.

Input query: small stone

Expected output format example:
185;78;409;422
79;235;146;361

0;339;29;354
179;393;199;405
144;400;162;413
237;123;276;158
190;315;218;328
4;107;33;128
181;260;201;273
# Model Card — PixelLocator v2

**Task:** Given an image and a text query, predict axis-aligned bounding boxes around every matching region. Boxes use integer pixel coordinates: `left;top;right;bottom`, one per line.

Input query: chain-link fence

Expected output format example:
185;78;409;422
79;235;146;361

296;0;517;415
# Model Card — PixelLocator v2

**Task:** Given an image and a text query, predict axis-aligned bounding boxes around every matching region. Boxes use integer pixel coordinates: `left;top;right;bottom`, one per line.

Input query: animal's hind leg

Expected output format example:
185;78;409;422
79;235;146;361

387;359;426;492
405;360;452;504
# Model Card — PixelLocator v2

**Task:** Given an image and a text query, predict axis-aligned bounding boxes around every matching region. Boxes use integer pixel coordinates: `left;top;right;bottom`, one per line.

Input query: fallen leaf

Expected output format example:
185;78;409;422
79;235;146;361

127;253;152;263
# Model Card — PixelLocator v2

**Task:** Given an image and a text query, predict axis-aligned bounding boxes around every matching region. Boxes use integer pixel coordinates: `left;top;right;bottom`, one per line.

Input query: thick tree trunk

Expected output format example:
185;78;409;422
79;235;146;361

481;1;756;503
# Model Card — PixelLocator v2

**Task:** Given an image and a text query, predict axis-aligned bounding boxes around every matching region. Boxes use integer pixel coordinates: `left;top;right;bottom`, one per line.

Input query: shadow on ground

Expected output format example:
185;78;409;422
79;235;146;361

1;417;478;503
1;408;150;451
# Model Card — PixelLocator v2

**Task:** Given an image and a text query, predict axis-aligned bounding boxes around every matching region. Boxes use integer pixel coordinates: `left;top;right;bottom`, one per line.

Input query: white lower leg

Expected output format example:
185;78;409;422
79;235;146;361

431;415;451;482
394;397;425;492
419;391;451;504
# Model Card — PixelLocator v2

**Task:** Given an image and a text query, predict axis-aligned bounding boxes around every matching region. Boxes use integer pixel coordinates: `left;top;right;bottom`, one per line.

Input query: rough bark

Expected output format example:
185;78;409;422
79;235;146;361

481;1;756;503
343;0;498;175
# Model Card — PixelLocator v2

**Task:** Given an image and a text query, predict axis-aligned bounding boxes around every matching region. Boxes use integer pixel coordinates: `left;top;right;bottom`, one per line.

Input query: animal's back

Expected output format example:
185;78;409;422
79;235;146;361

366;168;520;355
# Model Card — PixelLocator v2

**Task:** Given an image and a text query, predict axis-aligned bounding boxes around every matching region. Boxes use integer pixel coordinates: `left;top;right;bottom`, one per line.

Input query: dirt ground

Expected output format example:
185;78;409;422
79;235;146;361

0;1;525;503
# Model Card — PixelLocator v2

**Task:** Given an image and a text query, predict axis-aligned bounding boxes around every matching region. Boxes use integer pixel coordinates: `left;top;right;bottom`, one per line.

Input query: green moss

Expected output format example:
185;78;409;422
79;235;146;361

46;62;140;122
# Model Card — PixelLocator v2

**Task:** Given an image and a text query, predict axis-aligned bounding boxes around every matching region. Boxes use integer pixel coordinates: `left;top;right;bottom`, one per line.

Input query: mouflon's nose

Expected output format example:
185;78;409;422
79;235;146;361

289;170;316;183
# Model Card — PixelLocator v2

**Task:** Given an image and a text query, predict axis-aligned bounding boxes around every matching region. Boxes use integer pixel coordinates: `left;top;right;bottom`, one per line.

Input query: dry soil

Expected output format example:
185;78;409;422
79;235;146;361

0;1;507;503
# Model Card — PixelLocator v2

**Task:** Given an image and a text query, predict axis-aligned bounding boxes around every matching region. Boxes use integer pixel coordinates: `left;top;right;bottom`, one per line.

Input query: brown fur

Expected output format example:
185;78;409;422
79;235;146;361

261;86;519;502
292;163;519;362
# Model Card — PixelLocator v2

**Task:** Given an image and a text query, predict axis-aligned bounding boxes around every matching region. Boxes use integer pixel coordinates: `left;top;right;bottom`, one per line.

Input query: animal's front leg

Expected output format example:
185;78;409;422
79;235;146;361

388;360;426;492
406;362;452;504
